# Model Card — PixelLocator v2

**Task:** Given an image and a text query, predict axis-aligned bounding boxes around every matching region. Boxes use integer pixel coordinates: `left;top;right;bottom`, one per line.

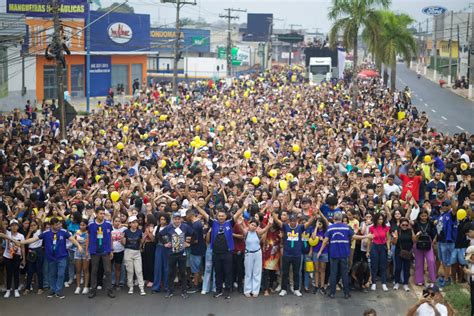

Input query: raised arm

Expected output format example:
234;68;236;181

272;211;283;228
190;199;209;222
232;200;249;223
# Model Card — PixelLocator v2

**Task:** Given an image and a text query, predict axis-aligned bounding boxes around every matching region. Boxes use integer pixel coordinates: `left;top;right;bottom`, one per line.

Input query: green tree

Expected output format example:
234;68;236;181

377;11;417;90
97;2;134;13
328;0;391;71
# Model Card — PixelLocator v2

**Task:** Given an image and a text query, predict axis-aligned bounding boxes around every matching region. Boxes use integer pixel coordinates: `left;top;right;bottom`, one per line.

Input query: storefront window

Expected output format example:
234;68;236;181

43;66;68;100
111;64;129;94
131;64;142;86
70;64;84;97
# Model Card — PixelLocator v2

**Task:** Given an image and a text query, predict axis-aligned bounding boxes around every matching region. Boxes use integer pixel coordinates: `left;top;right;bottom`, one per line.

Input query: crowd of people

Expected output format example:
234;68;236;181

0;66;473;315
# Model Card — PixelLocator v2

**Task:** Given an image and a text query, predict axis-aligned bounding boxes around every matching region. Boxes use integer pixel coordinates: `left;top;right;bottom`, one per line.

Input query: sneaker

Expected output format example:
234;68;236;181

128;287;134;294
74;287;81;295
88;290;96;299
294;290;302;297
213;292;223;298
165;292;174;299
344;293;351;299
187;286;198;294
55;293;65;299
4;290;11;298
181;293;189;299
140;289;146;296
64;282;70;288
320;287;327;295
82;288;89;295
393;283;399;290
224;294;231;299
403;285;410;292
382;284;388;292
370;284;376;291
244;293;252;298
275;284;281;292
233;282;238;288
279;290;287;297
201;290;207;295
312;287;319;294
97;285;102;290
47;291;55;298
107;289;115;298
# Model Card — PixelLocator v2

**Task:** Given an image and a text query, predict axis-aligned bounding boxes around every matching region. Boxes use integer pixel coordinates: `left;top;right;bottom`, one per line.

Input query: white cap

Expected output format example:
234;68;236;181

128;215;138;223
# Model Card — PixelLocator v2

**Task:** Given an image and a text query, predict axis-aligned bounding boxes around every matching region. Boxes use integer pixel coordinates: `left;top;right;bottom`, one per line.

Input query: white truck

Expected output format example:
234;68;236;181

308;57;332;84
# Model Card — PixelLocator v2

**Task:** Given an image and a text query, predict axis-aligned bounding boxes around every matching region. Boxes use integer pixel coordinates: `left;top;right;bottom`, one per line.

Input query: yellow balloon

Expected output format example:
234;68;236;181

190;141;197;147
199;140;207;147
159;160;167;168
212;95;218;101
99;129;106;135
268;169;278;178
116;142;124;150
231;90;235;97
243;150;252;160
167;141;174;147
217;125;224;132
230;121;236;128
269;117;276;124
123;126;129;133
225;100;231;107
308;236;320;247
292;144;300;152
154;110;160;116
95;175;101;182
110;191;121;202
195;125;201;132
251;117;258;124
142;133;148;140
172;140;179;147
461;163;468;171
159;115;168;121
117;123;123;129
457;209;467;221
193;136;201;142
424;155;432;163
251;177;261;186
279;180;288;191
285;173;294;181
319;103;325;110
236;109;241;114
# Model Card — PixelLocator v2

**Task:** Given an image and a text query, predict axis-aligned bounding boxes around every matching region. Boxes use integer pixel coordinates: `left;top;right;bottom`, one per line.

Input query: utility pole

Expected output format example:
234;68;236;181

288;24;301;65
86;0;91;113
433;14;438;81
448;11;453;86
457;24;460;79
220;8;246;78
52;0;67;140
470;4;474;98
162;0;196;97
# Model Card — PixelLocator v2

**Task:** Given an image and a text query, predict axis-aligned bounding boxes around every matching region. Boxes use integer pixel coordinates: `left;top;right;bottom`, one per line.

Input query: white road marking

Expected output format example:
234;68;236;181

456;125;465;131
424;103;429;107
431;109;436;113
418;97;423;102
441;116;447;120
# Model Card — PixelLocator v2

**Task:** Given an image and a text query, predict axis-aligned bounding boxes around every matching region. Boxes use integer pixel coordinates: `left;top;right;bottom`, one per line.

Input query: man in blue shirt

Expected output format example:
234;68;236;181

19;218;83;299
318;212;360;299
436;200;457;287
273;211;315;297
186;208;206;294
88;207;115;299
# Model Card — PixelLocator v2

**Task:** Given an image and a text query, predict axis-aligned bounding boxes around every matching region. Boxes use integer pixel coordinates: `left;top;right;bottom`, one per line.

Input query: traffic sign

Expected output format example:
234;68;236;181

277;33;304;44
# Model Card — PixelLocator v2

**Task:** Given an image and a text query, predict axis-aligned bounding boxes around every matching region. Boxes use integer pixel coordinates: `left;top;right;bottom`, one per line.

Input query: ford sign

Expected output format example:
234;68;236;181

108;23;133;44
422;6;447;16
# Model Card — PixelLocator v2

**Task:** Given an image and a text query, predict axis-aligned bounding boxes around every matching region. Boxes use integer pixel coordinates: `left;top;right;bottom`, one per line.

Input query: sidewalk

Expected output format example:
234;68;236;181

410;62;473;101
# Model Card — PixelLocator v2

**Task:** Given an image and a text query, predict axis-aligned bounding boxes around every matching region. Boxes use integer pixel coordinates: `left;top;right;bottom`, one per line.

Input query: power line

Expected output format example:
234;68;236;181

219;8;246;77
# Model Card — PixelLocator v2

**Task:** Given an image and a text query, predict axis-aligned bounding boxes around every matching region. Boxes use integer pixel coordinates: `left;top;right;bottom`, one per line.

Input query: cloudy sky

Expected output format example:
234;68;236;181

101;0;471;31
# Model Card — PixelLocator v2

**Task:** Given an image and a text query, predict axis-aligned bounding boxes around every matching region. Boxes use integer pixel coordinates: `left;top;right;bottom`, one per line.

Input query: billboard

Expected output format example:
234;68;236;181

243;13;273;42
7;0;87;18
25;18;85;54
90;11;150;52
89;55;111;97
217;46;249;66
150;28;210;53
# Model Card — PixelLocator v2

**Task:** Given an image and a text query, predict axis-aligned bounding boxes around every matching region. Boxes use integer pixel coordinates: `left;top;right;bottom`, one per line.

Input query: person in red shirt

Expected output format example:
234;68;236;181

396;161;423;203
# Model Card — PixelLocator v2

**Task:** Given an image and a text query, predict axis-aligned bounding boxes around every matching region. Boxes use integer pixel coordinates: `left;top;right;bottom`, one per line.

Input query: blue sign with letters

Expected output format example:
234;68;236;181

89;55;111;97
422;6;447;16
90;11;150;52
6;0;87;18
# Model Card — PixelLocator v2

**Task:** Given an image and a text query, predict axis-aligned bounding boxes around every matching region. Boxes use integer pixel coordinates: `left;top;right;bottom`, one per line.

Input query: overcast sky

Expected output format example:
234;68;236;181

104;0;471;31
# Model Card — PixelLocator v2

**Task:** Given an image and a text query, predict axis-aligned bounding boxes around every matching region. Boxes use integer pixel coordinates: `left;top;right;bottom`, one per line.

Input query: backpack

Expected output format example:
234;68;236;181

416;223;432;251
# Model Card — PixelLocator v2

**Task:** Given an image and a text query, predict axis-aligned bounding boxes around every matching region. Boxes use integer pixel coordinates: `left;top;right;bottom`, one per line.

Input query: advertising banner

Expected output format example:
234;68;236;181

90;11;150;52
7;0;87;18
89;55;111;97
150;28;210;53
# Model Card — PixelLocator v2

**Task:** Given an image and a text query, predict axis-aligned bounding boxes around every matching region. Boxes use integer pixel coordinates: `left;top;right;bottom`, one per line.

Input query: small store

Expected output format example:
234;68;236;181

29;11;151;100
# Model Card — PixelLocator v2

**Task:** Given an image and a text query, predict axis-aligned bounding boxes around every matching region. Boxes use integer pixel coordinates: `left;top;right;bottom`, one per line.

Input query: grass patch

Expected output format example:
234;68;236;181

443;284;471;316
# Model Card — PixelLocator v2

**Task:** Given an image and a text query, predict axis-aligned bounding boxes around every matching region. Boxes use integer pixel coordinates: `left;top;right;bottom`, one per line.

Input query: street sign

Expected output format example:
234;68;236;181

217;47;249;66
277;33;304;44
422;6;447;16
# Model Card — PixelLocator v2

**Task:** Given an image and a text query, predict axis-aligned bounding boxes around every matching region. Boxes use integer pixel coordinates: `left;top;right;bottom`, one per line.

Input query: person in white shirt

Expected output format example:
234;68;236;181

406;285;453;316
383;175;401;201
0;219;25;298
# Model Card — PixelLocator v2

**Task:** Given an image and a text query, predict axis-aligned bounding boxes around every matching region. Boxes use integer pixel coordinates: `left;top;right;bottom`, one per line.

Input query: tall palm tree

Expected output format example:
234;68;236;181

328;0;391;71
377;11;417;90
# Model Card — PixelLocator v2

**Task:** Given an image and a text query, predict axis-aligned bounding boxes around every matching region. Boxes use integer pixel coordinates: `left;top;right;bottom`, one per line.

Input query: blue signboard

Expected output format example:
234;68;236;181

89;55;111;97
6;0;87;18
150;28;210;53
422;6;447;16
243;13;273;42
90;11;150;52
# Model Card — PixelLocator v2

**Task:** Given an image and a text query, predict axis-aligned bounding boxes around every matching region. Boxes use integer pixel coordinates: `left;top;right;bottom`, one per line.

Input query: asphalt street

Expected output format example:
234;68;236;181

0;286;417;316
396;63;474;135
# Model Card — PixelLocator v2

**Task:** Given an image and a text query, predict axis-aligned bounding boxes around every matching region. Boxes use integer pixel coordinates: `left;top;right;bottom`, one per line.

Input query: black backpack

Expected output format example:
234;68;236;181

416;223;432;251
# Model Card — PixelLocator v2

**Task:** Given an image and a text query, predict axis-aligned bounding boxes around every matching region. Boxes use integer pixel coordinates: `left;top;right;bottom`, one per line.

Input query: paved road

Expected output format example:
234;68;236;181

396;63;474;135
2;286;416;316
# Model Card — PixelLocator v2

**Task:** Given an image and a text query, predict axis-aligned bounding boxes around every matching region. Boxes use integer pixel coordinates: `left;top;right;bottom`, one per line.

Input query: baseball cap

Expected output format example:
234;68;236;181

128;215;138;223
441;200;451;207
9;219;19;226
172;212;182;218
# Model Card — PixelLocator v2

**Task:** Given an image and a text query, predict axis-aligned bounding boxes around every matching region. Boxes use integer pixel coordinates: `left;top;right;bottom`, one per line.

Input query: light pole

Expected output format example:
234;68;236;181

86;0;92;113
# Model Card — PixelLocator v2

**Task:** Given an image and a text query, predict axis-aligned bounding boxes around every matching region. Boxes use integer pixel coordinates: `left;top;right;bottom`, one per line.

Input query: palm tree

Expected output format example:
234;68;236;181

328;0;391;71
377;12;417;91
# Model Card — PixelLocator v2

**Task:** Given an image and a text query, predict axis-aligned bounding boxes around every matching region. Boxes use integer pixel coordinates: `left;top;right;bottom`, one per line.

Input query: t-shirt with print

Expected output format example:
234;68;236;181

159;223;194;255
112;227;126;252
282;224;304;257
2;231;25;259
124;229;142;250
39;229;71;262
301;226;313;255
399;173;422;202
325;223;354;259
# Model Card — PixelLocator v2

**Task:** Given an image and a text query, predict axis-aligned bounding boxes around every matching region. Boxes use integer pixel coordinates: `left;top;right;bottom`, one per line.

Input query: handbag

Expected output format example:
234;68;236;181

27;250;37;263
399;249;413;260
305;261;314;272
